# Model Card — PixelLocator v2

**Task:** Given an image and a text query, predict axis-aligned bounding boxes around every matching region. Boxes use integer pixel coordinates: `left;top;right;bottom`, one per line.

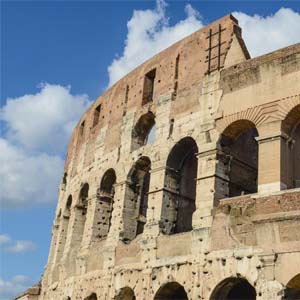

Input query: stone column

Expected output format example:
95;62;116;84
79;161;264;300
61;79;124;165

62;204;87;258
257;122;291;193
106;180;127;242
52;214;70;265
143;165;166;237
193;145;221;230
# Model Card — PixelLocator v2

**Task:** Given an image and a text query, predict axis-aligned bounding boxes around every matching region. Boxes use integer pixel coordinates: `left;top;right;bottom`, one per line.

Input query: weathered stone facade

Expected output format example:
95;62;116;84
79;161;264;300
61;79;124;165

23;14;300;300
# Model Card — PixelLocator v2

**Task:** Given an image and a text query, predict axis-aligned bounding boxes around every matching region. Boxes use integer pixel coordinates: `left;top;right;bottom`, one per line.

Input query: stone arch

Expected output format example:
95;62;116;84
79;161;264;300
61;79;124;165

64;195;72;217
154;282;188;299
160;137;198;235
120;156;151;242
210;277;256;300
115;287;136;300
95;169;117;238
131;112;156;151
281;104;300;189
284;274;300;299
77;183;89;244
218;119;259;197
84;292;97;300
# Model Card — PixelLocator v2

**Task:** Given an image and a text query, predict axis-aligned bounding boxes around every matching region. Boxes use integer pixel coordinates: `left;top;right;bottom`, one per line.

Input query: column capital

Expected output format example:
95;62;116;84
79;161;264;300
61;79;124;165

255;131;291;144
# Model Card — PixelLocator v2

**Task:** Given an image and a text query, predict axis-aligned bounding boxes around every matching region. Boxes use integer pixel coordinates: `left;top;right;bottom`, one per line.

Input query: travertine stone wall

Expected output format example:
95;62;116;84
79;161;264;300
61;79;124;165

26;14;300;300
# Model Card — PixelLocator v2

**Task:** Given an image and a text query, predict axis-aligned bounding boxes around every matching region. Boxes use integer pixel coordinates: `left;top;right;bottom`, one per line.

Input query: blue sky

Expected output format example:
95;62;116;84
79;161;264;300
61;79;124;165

1;1;300;298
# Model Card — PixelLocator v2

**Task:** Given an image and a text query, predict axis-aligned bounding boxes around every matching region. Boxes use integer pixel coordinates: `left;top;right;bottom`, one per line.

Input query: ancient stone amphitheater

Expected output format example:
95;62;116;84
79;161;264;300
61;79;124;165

17;14;300;300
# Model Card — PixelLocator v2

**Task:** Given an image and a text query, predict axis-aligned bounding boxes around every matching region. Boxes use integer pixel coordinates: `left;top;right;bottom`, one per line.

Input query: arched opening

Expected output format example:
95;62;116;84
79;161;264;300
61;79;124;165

160;137;198;235
62;172;67;187
77;183;89;244
64;195;72;218
54;194;72;261
95;169;116;238
115;287;136;300
154;282;188;300
84;293;97;300
219;120;258;197
282;105;300;189
131;112;156;151
284;274;300;299
121;157;151;242
210;277;256;300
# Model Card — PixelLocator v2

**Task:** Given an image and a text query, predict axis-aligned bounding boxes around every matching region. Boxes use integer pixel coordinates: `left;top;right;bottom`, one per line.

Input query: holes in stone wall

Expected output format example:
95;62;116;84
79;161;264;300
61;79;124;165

160;137;198;235
219;120;258;197
121;157;151;242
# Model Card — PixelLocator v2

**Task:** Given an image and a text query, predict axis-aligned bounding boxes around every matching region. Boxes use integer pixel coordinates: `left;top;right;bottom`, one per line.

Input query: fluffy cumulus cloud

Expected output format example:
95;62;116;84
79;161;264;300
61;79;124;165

0;275;35;300
108;0;204;86
108;4;300;85
1;83;91;154
0;84;91;209
234;8;300;57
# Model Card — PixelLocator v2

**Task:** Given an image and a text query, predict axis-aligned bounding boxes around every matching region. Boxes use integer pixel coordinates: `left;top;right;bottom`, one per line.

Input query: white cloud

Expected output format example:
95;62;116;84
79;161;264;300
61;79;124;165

6;240;37;253
234;8;300;57
0;83;91;154
0;234;11;245
0;83;91;209
0;275;35;300
0;138;64;209
0;234;37;253
107;0;204;86
108;4;300;86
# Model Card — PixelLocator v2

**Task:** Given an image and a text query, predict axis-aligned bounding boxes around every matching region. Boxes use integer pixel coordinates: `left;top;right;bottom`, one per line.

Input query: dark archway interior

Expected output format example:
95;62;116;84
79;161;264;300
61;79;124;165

220;120;258;197
121;157;151;242
284;274;300;300
99;169;116;202
64;195;72;217
80;183;89;207
282;105;300;189
132;112;155;150
154;282;188;300
115;287;136;300
160;137;198;235
77;183;89;244
85;293;97;300
211;278;256;300
97;169;117;237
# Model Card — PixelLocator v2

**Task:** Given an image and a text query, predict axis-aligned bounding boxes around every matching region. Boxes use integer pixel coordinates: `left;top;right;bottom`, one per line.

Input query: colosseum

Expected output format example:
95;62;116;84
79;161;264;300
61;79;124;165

16;14;300;300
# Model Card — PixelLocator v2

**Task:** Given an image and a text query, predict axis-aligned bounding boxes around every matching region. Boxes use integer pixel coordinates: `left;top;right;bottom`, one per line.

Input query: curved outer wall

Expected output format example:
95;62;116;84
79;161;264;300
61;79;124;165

34;14;300;300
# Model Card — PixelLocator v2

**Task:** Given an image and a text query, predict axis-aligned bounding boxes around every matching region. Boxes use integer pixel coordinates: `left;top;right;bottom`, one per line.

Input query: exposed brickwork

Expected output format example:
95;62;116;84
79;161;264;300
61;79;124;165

19;14;300;300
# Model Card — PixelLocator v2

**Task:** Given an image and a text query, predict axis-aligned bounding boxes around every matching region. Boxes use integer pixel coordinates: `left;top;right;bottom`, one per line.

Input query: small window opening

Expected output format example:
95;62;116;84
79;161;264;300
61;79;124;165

131;112;155;151
175;54;180;80
79;121;85;136
125;85;129;104
142;69;156;105
92;105;101;127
